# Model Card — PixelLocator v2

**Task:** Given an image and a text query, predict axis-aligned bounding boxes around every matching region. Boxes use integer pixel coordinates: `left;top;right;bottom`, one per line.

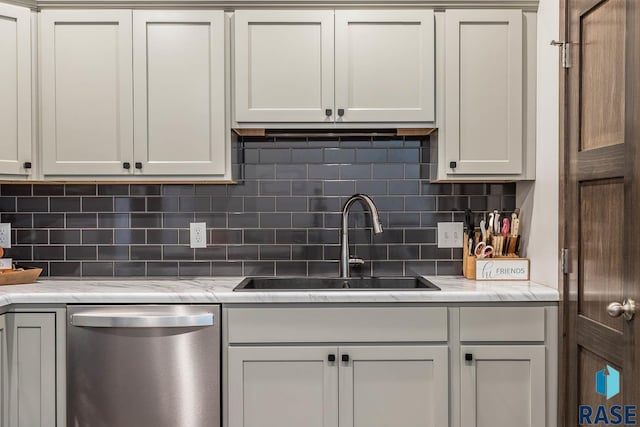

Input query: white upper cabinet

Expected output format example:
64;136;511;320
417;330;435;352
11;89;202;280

133;11;226;176
234;9;435;124
234;10;334;123
0;2;32;177
40;10;134;176
40;9;229;179
443;9;524;175
334;10;435;122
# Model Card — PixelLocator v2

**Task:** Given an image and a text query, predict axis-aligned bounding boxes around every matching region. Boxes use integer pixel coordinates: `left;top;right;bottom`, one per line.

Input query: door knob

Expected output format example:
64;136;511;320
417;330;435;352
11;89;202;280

607;299;636;321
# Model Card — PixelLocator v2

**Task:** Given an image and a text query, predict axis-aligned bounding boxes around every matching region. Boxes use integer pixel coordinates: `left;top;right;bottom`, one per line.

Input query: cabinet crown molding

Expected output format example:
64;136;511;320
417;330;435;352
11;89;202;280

10;0;539;11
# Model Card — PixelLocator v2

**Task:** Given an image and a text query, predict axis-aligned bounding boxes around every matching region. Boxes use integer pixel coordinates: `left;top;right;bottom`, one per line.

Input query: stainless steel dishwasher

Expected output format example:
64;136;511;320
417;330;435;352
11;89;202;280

67;305;220;427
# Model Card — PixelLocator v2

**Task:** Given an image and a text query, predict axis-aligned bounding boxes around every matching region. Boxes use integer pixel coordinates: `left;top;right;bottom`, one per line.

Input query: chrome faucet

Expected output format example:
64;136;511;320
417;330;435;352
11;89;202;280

340;194;384;278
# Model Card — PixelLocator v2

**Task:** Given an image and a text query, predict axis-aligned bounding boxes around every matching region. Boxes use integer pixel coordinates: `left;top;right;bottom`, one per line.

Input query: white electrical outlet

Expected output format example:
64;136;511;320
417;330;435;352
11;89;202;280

0;223;11;248
437;222;464;248
189;222;207;249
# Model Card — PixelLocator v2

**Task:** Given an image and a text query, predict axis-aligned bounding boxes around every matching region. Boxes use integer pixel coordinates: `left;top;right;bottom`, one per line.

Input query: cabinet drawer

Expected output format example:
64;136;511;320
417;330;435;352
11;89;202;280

228;306;447;343
459;307;545;342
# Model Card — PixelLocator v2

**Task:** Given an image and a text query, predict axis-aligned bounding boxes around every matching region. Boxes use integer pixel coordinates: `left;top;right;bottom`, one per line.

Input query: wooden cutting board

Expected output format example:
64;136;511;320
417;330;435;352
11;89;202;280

0;266;42;286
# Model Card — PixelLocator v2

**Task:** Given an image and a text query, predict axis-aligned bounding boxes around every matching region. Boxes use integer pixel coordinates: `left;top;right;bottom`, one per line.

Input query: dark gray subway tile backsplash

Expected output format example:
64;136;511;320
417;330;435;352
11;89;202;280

0;136;516;277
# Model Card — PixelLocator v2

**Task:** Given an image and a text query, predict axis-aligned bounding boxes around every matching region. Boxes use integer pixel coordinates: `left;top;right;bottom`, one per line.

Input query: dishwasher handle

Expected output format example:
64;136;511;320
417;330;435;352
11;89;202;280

71;312;215;328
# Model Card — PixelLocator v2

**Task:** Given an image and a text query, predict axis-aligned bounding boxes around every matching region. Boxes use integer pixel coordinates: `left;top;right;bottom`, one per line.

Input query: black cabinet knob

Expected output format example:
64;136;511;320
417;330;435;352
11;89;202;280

337;109;345;117
341;354;349;362
123;162;131;170
465;353;473;361
450;161;457;169
23;162;32;169
135;162;142;169
328;354;336;362
325;109;332;117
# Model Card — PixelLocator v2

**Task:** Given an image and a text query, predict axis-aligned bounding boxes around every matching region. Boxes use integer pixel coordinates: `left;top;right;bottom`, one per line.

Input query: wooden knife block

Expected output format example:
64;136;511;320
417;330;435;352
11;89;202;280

463;233;529;280
462;233;476;279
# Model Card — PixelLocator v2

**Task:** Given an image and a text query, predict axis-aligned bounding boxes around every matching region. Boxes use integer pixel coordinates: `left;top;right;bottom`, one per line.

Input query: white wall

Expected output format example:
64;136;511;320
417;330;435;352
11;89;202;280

517;0;560;288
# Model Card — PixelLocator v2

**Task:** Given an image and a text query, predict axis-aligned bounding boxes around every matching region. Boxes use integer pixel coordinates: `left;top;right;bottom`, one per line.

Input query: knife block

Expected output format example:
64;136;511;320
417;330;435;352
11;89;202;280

462;233;476;279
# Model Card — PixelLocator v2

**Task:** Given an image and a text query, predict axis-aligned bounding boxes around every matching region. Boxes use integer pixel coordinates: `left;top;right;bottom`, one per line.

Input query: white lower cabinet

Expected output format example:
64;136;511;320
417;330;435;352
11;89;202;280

0;315;7;427
228;346;338;427
228;344;448;427
339;346;448;427
226;304;556;427
6;313;56;427
460;345;546;427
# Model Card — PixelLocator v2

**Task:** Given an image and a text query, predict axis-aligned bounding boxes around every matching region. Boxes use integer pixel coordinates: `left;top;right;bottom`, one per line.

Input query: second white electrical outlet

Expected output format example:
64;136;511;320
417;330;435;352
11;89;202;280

189;222;207;248
0;223;11;248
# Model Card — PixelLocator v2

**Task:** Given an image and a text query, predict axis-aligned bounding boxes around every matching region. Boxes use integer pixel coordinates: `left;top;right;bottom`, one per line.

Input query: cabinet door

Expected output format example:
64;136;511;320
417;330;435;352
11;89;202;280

133;11;226;176
444;10;523;174
0;3;31;177
460;345;545;427
7;313;56;427
335;10;435;122
0;315;7;427
228;346;338;427
339;345;448;427
234;10;334;122
40;10;133;176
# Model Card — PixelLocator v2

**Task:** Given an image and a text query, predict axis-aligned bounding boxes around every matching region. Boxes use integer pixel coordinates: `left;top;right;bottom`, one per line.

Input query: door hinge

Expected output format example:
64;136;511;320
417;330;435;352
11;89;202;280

551;40;571;69
561;248;570;274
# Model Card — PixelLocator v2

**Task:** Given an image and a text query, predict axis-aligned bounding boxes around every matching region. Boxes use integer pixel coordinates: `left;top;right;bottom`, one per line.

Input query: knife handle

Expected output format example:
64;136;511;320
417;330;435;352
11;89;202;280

511;218;520;237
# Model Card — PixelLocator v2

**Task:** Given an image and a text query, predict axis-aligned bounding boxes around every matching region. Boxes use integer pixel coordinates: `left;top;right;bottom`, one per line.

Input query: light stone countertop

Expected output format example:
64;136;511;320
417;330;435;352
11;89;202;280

0;276;559;308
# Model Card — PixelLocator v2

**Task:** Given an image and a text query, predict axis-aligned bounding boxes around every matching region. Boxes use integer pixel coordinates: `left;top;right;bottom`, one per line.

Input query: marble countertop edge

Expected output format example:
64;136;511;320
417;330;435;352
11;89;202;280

0;276;560;308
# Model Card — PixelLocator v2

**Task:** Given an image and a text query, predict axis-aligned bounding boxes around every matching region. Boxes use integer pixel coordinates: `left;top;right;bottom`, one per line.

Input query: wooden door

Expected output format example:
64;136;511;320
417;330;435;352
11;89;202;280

7;313;56;427
444;10;523;175
562;0;640;424
40;10;134;176
0;2;31;177
234;10;334;123
228;346;339;427
133;11;226;176
334;10;435;123
0;315;7;427
338;345;448;427
460;345;546;427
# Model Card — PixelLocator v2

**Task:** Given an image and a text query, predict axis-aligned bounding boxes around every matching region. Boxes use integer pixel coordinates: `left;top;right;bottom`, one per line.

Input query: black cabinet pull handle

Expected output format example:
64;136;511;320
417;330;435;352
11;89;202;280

450;161;457;169
328;354;336;362
135;162;142;169
325;109;332;117
337;109;345;117
23;162;32;169
465;353;473;361
341;354;349;362
123;162;131;170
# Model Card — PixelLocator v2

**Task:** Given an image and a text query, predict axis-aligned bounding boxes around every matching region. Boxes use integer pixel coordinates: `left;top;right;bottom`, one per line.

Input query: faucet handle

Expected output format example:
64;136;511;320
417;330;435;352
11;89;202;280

348;257;365;266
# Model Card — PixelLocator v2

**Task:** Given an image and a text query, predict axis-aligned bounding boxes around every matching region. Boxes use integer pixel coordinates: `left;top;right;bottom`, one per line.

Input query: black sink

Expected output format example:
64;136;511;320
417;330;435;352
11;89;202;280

233;276;440;291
